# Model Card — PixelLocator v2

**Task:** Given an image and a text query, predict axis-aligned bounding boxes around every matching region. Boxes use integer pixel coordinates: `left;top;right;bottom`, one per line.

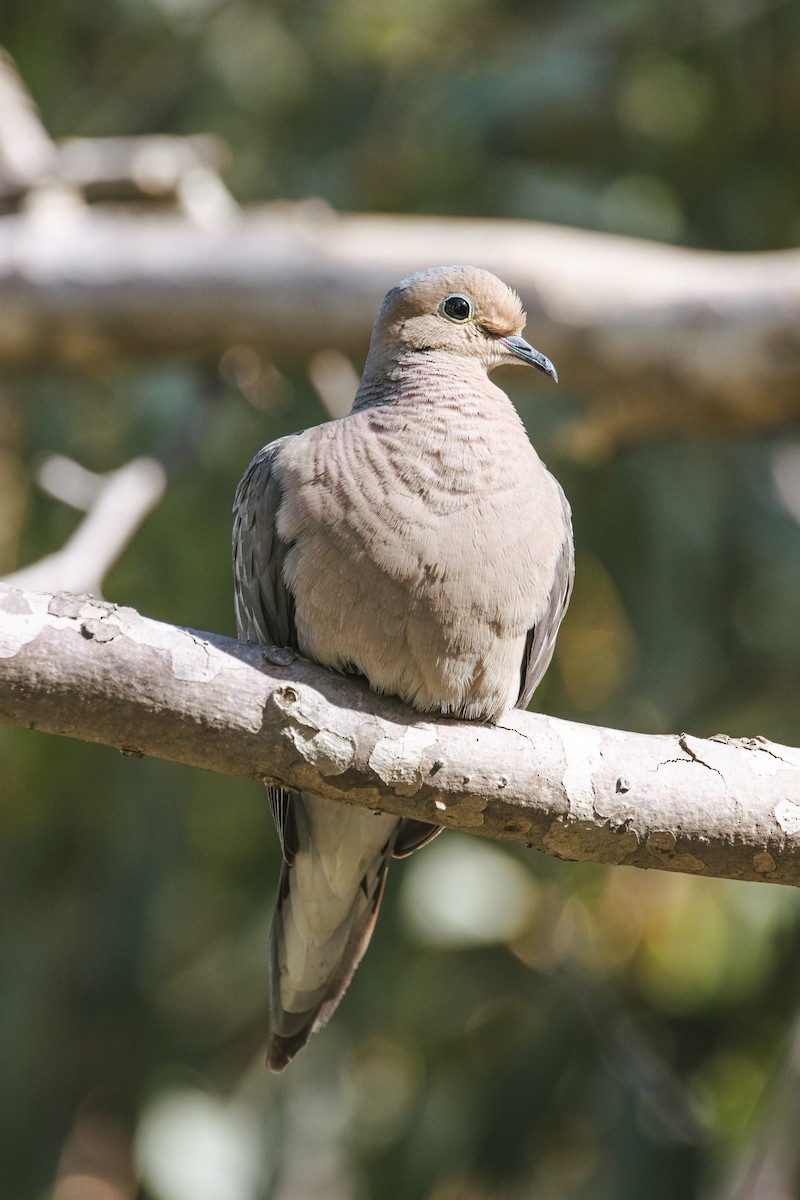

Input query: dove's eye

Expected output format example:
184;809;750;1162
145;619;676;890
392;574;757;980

440;294;473;323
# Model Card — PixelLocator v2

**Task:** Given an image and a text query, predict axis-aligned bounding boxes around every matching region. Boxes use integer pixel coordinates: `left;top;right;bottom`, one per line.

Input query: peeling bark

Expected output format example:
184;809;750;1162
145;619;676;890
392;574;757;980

1;584;799;888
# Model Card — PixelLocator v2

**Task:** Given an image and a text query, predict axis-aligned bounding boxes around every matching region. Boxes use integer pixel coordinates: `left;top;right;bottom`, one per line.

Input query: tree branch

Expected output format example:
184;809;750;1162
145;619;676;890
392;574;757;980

2;584;799;888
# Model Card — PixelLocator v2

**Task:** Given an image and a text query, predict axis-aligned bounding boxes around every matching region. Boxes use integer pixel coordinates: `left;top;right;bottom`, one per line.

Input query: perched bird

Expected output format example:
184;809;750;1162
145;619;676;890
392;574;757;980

233;266;573;1071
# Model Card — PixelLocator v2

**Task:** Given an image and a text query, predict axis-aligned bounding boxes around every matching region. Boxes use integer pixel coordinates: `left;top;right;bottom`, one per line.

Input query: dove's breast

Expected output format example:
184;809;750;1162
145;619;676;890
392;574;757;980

277;382;566;720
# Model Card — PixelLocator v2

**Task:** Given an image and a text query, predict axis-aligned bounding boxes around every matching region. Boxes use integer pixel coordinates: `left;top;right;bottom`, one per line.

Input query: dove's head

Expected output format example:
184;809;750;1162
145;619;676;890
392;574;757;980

368;265;557;382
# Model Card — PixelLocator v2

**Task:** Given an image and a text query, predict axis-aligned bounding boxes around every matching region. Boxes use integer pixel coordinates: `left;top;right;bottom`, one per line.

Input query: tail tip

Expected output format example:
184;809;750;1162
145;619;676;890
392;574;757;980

266;1029;310;1073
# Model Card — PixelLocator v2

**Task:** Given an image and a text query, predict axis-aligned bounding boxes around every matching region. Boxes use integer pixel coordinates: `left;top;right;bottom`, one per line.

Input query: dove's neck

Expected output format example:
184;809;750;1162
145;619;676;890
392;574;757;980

351;348;503;416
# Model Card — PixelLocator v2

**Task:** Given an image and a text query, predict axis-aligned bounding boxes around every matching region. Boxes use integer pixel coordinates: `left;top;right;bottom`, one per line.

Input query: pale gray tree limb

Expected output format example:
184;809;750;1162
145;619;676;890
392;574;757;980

1;584;799;888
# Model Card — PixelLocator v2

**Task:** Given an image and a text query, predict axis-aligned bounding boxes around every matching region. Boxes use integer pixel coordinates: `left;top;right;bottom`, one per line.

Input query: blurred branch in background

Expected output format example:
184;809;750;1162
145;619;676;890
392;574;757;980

0;47;237;227
0;46;799;458
0;49;56;193
54;136;238;227
0;206;797;457
3;457;166;596
0;370;222;594
2;583;800;890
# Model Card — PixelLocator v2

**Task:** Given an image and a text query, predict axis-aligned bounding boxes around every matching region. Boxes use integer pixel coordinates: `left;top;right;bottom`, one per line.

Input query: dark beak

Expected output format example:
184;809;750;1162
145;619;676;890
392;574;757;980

500;335;558;383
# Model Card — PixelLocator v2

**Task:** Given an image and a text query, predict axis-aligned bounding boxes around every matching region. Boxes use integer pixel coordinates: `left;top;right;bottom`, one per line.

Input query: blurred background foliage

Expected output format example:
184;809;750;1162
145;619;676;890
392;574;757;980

1;0;800;1197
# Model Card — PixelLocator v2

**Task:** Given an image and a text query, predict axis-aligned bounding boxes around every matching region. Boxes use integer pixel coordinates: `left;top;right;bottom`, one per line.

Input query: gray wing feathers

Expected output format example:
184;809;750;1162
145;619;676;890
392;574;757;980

518;484;574;710
232;435;297;648
233;436;300;865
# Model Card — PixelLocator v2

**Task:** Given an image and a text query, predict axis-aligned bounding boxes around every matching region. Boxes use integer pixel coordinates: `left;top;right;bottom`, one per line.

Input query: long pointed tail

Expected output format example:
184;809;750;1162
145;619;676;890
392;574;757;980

266;794;399;1072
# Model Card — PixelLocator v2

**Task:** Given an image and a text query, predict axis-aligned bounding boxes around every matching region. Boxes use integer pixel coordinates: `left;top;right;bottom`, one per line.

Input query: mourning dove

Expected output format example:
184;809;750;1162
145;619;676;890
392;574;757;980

233;265;573;1070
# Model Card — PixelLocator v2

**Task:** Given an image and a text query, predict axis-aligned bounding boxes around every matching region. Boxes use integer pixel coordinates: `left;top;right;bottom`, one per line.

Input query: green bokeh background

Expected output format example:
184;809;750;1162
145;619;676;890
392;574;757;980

2;1;800;1197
